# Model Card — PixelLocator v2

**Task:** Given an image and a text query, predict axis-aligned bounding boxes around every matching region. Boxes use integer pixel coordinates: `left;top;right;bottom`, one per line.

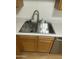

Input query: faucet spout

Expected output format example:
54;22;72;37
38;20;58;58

31;10;39;23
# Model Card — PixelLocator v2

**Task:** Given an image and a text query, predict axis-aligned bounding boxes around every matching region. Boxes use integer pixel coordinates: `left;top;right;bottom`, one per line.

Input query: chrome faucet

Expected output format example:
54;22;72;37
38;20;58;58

31;10;39;23
31;10;40;32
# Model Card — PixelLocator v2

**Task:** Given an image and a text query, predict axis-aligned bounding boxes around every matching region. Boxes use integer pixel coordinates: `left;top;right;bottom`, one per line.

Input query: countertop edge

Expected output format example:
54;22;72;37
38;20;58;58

16;33;62;37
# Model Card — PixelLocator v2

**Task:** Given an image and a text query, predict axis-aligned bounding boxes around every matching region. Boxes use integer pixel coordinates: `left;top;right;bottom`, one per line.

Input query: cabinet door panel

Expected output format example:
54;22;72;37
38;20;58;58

38;37;54;52
16;35;23;54
22;39;35;51
19;35;37;52
38;42;51;52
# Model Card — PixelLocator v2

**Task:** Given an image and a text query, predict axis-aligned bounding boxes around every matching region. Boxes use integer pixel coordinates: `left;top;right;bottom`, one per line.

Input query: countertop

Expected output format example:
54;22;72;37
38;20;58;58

16;0;62;37
16;17;62;37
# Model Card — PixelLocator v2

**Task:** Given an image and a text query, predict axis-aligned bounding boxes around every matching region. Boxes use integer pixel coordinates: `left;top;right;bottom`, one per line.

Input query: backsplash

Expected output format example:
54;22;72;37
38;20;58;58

16;0;55;20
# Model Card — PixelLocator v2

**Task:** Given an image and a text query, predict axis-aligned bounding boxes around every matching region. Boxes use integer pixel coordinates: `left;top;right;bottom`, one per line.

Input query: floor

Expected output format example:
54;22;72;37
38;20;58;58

16;52;62;59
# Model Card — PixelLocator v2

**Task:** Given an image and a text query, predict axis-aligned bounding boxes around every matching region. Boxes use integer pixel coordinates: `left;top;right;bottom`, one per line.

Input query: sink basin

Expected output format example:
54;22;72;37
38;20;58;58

19;20;55;34
37;22;55;34
19;21;37;33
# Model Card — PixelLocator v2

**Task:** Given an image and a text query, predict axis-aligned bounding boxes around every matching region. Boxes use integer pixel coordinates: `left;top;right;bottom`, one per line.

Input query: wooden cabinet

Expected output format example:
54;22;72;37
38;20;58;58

17;35;38;52
16;0;23;8
58;0;62;10
54;0;62;11
38;36;54;52
16;35;55;53
16;35;23;54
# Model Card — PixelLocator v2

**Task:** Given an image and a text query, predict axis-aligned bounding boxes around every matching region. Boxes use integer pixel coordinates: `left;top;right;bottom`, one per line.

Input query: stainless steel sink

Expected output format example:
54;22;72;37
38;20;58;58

19;20;37;33
19;10;55;34
19;20;55;34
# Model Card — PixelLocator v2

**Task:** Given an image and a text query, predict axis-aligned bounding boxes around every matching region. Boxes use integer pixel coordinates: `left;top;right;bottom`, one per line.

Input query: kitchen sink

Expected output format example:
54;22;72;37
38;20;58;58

19;20;37;33
19;20;55;34
19;10;55;34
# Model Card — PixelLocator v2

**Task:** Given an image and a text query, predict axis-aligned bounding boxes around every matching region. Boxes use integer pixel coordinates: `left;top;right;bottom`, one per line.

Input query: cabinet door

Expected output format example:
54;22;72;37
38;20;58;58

58;0;62;10
18;35;37;52
16;0;23;8
38;36;54;52
16;35;23;55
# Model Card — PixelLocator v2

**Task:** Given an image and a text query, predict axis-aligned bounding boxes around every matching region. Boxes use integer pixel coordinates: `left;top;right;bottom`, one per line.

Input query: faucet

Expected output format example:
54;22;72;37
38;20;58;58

31;10;39;23
31;10;40;32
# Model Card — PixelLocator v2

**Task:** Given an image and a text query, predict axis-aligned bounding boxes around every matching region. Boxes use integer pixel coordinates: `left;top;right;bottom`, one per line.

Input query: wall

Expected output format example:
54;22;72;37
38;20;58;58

16;0;62;20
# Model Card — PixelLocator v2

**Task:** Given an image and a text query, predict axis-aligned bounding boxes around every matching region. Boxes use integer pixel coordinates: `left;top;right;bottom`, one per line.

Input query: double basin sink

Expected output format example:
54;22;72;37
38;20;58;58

19;20;55;34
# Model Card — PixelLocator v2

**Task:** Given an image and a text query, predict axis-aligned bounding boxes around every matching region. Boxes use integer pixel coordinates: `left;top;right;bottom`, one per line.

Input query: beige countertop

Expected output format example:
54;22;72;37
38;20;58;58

16;17;62;37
